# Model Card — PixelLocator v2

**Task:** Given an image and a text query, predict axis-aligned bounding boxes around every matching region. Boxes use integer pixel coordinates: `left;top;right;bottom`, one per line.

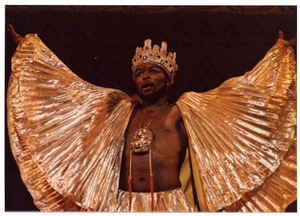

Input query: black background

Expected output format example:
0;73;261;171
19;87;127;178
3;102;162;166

5;5;297;211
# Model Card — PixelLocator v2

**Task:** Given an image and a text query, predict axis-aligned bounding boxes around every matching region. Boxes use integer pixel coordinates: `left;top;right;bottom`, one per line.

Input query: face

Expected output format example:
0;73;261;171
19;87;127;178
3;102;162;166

134;63;171;102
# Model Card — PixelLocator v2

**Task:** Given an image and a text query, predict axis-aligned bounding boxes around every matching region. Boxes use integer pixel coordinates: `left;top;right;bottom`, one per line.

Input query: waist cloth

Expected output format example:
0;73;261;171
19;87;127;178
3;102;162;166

116;188;194;212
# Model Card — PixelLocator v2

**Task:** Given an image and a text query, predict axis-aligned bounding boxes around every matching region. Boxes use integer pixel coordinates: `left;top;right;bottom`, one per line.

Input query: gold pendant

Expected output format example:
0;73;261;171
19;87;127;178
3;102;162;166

130;128;153;153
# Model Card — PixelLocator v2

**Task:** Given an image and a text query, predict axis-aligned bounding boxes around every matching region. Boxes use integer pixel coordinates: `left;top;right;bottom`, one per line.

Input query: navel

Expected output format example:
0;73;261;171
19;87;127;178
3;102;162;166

137;177;146;183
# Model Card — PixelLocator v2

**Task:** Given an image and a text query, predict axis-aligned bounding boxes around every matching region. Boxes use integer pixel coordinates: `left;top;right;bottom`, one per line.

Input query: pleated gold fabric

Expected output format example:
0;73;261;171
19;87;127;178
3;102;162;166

7;34;137;211
7;34;296;212
117;188;194;212
176;38;297;212
222;139;297;212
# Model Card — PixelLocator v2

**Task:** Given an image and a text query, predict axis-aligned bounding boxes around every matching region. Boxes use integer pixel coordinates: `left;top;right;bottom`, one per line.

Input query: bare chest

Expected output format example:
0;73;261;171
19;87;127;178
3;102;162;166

125;105;188;167
120;105;188;192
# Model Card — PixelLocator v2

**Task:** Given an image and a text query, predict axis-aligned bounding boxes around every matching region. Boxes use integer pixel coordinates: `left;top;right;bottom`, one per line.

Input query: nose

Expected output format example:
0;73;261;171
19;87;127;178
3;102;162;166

142;71;150;80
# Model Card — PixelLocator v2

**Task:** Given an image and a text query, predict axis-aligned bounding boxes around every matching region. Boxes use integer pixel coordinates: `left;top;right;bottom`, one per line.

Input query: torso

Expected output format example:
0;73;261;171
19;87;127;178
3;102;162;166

119;103;188;192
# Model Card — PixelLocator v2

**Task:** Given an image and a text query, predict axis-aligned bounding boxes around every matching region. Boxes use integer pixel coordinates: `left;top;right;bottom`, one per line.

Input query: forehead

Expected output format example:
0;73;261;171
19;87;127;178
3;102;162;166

136;63;164;71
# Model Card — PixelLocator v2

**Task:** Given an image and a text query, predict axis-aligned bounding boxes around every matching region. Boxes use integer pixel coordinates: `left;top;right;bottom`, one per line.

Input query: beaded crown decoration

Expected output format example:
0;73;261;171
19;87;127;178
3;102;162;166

132;39;178;84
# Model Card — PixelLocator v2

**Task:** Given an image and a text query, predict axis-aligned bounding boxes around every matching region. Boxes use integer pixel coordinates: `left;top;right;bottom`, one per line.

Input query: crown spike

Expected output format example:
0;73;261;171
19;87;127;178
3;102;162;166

153;45;159;51
161;42;167;50
144;39;152;51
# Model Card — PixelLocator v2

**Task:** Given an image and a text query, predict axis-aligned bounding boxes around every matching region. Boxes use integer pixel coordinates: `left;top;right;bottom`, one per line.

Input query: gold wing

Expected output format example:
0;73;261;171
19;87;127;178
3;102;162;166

7;34;136;211
177;39;296;212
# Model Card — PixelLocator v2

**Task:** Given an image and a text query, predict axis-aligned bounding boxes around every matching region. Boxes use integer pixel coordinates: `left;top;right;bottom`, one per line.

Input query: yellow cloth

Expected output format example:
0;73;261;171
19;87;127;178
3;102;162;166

7;34;296;212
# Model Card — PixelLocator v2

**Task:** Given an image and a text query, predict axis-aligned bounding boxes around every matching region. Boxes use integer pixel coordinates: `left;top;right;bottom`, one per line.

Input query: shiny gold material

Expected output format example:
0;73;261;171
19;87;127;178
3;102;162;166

130;128;153;153
177;38;297;212
8;34;137;211
7;34;296;212
117;188;193;211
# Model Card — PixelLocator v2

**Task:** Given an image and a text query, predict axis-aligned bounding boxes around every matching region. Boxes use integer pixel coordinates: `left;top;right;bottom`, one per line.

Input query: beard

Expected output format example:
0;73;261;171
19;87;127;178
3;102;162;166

137;82;168;104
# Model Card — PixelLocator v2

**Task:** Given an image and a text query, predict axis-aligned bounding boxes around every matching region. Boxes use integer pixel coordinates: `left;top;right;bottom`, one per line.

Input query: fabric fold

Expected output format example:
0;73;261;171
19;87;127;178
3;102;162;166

8;34;296;212
177;38;296;212
7;34;136;211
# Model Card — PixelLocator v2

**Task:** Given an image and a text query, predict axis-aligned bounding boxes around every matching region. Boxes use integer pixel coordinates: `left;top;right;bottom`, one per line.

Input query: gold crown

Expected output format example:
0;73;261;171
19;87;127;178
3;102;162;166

132;39;178;83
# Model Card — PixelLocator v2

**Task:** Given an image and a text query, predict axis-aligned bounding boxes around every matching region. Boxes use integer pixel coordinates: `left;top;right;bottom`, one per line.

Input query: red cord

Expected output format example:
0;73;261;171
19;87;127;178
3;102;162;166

150;173;154;211
128;175;132;211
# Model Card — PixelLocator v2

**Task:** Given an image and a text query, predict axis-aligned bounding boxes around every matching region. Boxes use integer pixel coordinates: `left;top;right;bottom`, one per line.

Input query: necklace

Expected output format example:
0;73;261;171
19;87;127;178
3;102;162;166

128;102;167;212
141;104;167;113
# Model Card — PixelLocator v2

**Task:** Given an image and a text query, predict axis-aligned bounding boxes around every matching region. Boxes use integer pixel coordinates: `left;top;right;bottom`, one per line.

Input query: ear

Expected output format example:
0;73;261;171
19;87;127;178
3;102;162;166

166;78;172;89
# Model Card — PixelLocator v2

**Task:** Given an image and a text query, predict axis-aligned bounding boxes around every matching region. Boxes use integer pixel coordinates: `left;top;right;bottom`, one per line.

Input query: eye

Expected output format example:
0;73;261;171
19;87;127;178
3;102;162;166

136;71;143;77
150;69;159;74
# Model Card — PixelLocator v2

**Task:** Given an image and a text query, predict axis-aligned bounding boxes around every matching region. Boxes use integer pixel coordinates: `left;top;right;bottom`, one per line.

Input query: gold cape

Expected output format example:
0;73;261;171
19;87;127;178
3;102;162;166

7;34;297;212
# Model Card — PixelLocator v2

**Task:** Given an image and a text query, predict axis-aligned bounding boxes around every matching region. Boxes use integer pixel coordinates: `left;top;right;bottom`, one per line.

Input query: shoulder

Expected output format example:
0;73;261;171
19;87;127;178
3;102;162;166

169;103;180;113
167;103;182;122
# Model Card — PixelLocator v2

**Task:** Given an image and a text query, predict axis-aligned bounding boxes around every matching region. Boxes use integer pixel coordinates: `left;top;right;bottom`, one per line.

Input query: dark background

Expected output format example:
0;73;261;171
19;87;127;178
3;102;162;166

5;5;297;211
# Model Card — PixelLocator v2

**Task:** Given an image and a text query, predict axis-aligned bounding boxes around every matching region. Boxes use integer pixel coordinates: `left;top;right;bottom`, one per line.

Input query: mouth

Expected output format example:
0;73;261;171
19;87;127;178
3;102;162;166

141;82;154;89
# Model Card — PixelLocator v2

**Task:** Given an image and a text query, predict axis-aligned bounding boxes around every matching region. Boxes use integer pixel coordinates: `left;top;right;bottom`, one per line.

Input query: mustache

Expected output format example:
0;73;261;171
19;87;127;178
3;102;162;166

141;81;154;89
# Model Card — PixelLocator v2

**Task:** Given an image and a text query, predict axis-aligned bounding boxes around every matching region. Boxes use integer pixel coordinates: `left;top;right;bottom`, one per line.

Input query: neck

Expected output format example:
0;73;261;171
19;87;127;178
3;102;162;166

141;95;168;110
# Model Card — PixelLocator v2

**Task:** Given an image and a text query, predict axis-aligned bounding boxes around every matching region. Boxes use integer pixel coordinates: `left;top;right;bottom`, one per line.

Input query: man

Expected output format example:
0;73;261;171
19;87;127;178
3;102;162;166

118;60;191;211
7;26;297;212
